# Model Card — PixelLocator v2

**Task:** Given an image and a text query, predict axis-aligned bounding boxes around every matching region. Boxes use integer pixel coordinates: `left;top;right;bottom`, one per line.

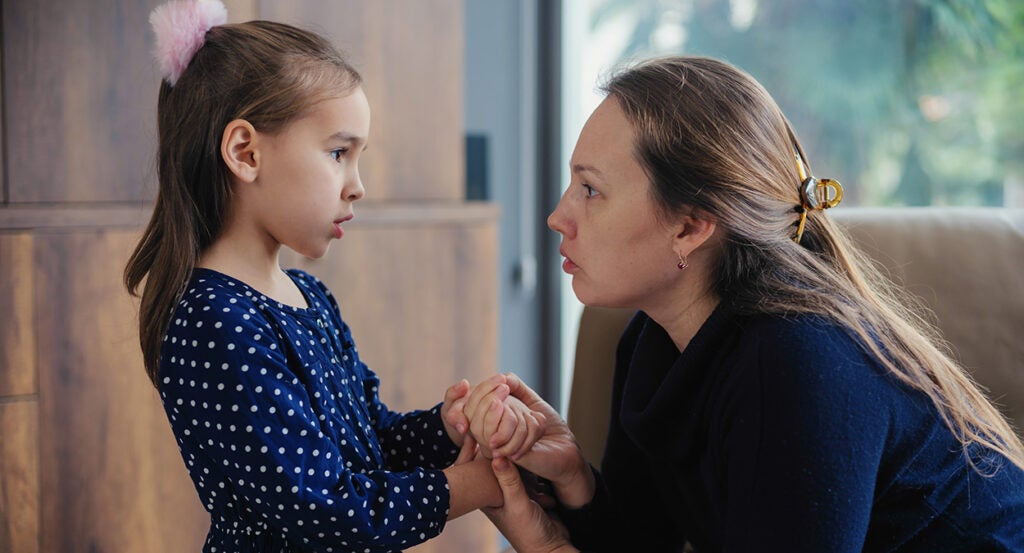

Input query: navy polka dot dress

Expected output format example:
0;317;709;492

159;268;459;552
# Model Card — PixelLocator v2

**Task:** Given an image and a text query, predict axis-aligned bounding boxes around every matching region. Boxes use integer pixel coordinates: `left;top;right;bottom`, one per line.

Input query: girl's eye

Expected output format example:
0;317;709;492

330;149;348;161
582;183;597;198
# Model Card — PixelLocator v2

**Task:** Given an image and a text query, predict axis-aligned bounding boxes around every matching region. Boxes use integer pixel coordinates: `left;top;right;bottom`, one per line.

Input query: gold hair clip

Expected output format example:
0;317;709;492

793;151;842;244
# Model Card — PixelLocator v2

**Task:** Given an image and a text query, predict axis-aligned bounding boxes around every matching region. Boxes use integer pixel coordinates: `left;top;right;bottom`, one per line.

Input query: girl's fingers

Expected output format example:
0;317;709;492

445;397;468;435
464;375;508;420
494;407;530;457
513;411;547;460
489;399;521;448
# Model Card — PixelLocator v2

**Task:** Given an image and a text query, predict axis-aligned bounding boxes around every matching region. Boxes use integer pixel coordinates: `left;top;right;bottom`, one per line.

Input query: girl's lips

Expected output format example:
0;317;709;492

561;256;579;273
333;214;353;239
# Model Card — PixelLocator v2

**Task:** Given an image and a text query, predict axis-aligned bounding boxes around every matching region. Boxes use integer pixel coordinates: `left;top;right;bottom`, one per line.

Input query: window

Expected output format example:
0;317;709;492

562;0;1024;208
556;0;1023;404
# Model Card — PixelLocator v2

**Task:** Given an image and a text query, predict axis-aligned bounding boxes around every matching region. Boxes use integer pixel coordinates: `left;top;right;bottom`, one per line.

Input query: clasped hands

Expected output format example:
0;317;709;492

442;373;547;461
441;373;589;553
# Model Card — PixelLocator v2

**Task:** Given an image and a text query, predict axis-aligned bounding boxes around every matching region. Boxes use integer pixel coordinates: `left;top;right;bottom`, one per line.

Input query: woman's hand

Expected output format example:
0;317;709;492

500;374;596;508
457;374;547;459
484;457;579;553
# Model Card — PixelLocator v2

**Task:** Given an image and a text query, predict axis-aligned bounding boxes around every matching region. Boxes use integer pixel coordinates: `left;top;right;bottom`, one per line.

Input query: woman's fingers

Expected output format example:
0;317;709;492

490;456;529;506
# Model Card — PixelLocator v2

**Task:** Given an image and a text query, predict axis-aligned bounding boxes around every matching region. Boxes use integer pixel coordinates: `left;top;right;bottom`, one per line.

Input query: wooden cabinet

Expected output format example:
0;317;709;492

0;1;499;551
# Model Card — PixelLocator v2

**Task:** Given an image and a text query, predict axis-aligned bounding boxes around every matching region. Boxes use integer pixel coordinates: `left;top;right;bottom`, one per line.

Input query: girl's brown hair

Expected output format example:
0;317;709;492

124;21;361;386
603;56;1024;471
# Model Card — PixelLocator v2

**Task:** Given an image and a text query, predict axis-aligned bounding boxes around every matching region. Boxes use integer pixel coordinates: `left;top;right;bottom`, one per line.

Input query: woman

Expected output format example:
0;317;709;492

474;57;1024;552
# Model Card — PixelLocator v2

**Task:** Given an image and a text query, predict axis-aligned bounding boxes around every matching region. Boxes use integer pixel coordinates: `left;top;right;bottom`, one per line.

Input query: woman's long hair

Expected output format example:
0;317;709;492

124;21;361;387
603;56;1024;471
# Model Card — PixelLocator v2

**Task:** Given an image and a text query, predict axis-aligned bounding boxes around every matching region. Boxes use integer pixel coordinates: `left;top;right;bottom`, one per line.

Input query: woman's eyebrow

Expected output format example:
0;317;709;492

572;163;604;177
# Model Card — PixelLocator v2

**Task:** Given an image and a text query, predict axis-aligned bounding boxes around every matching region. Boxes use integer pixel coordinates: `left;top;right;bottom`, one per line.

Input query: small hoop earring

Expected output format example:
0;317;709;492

677;253;689;270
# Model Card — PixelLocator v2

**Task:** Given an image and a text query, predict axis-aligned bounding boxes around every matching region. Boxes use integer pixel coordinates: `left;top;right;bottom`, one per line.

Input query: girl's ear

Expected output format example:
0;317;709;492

672;210;717;257
221;119;260;183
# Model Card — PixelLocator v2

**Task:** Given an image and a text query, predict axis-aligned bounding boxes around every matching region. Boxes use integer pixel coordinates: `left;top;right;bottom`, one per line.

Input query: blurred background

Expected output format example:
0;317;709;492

1;0;1021;551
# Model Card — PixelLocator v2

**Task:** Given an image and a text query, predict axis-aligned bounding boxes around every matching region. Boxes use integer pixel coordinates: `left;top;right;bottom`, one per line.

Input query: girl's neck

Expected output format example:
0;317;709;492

198;225;307;309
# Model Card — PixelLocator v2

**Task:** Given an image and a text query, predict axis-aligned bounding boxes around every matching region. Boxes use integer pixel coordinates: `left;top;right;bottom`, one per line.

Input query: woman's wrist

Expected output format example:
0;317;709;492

552;455;596;509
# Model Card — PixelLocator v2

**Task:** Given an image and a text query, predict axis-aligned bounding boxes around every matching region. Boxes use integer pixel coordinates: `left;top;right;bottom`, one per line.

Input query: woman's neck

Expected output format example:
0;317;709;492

644;285;720;353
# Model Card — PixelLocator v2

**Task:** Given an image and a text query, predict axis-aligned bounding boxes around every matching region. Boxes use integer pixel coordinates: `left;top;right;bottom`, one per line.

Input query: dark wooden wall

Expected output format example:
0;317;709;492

0;1;500;552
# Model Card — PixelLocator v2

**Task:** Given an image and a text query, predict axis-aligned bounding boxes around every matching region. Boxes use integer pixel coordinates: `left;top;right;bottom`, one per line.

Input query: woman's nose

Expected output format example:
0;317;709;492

547;193;574;237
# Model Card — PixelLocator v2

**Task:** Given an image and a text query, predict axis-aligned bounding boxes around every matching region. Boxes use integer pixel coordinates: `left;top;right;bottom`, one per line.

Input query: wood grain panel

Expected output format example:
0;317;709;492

0;201;495;230
35;229;208;553
1;25;5;206
0;233;35;397
259;0;466;202
282;218;500;553
3;0;163;203
0;400;39;553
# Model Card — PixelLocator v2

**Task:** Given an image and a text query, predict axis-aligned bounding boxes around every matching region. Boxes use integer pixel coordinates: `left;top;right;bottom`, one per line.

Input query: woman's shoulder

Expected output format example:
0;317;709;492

727;312;897;399
741;312;868;364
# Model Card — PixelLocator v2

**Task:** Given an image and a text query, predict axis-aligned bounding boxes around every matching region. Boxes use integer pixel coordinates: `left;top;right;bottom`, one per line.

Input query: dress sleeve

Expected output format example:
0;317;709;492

312;273;461;471
718;327;887;552
362;372;461;471
160;298;450;551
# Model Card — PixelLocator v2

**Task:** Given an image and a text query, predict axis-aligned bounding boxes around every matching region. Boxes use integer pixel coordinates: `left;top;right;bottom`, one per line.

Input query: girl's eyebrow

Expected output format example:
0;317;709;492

328;131;367;145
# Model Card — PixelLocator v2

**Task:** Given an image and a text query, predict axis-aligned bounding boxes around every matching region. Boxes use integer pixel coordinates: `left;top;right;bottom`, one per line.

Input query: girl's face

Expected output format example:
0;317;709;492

252;87;370;259
548;96;683;310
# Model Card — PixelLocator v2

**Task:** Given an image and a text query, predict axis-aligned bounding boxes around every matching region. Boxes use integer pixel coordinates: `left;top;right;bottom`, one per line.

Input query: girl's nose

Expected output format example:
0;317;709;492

345;172;365;202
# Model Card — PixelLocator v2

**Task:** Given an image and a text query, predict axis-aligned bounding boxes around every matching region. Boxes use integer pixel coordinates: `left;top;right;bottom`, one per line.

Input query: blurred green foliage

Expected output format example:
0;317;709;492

589;0;1024;206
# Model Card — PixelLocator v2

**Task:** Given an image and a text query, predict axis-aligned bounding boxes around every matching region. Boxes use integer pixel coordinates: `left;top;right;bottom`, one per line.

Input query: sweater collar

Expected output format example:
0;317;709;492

619;301;737;455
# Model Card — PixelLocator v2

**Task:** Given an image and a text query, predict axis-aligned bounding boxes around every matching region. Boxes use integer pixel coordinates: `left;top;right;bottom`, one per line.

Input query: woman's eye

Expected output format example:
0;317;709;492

330;149;348;161
582;184;597;198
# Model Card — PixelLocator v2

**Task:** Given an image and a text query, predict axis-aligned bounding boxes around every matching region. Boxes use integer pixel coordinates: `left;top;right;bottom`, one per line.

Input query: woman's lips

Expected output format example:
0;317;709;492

560;249;579;273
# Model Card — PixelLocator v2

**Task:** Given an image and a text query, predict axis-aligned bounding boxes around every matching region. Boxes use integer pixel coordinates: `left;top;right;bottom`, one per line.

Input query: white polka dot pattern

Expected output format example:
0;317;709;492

159;268;460;552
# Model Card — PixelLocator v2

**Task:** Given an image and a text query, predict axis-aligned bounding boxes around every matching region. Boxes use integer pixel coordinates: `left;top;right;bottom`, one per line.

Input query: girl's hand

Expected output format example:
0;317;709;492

441;379;471;447
471;393;547;460
501;373;595;508
463;374;547;459
484;457;578;553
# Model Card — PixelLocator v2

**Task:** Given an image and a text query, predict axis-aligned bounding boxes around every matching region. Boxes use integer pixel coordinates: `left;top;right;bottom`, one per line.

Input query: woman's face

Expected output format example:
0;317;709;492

548;96;683;309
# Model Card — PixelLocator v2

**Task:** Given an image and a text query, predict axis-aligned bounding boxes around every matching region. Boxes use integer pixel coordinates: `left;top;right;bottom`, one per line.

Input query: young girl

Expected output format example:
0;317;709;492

124;1;543;551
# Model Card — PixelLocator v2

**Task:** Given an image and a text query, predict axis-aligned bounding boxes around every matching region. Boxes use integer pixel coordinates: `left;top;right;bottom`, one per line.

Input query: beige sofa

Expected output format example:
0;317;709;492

567;207;1024;466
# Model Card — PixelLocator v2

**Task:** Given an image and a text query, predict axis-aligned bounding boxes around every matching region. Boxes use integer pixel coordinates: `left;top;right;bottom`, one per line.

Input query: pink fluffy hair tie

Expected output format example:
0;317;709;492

150;0;228;86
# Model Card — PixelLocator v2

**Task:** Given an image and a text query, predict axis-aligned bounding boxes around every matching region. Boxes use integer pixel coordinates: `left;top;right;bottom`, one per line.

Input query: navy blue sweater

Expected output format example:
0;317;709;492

560;306;1024;552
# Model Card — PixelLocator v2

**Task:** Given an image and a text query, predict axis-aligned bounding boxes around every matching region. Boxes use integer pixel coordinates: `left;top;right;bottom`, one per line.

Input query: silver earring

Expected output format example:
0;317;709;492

677;253;688;270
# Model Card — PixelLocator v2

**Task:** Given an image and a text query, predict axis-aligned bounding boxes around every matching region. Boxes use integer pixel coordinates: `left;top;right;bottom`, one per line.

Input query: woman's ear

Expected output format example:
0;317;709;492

672;210;718;257
221;119;260;183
